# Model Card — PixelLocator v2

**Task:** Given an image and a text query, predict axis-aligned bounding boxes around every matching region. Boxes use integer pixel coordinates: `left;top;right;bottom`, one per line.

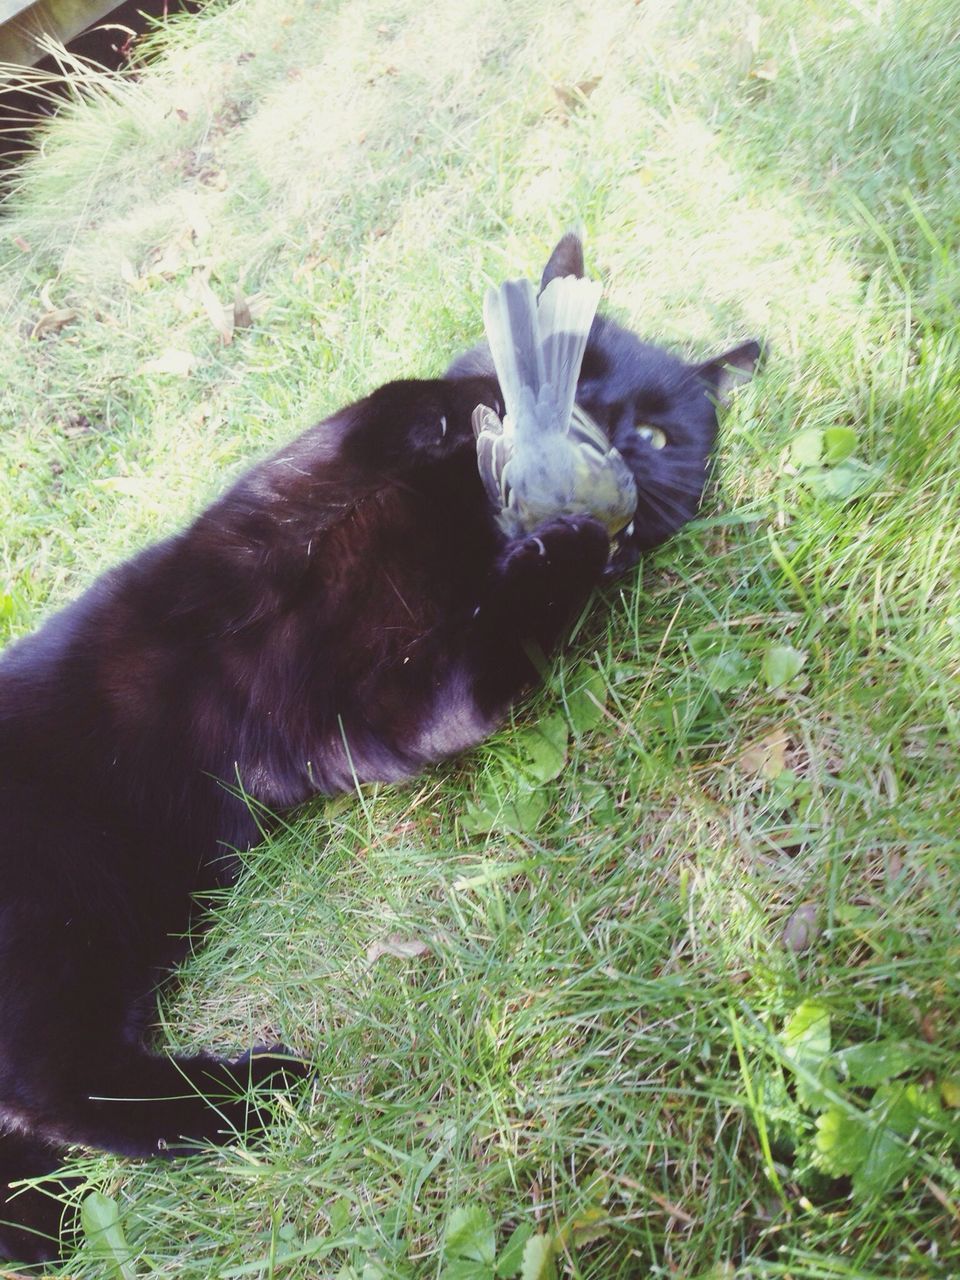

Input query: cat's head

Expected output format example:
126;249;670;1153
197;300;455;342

449;233;761;574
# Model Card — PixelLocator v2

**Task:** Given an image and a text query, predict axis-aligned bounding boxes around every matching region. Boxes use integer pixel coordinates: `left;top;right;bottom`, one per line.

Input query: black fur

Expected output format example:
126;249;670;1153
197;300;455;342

0;235;758;1263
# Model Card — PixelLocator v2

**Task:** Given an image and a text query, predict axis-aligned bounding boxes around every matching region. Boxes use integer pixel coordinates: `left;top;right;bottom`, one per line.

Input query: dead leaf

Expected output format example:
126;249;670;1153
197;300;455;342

141;349;199;377
62;413;93;438
145;238;190;280
193;271;234;344
233;285;253;330
366;934;432;966
189;400;214;426
31;308;78;339
920;1008;941;1043
119;256;142;290
749;58;778;81
178;191;212;243
552;76;601;114
738;728;789;778
553;1205;612;1249
734;14;762;72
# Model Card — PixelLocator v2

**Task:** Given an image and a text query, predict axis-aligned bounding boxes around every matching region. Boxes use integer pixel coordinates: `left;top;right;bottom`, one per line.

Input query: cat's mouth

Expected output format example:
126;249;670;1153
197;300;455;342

604;520;640;577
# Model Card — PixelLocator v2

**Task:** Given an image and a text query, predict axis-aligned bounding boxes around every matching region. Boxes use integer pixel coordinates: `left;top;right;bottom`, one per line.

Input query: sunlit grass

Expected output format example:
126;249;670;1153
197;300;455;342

2;0;959;1274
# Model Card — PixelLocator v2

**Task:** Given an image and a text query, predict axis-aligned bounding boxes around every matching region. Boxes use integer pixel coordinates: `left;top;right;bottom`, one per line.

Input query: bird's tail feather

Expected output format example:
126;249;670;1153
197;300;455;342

537;275;602;430
482;277;543;423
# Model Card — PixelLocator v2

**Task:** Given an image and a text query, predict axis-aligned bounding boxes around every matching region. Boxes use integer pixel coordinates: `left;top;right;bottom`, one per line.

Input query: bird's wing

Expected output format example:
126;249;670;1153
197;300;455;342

472;404;511;510
536;275;602;432
566;401;612;457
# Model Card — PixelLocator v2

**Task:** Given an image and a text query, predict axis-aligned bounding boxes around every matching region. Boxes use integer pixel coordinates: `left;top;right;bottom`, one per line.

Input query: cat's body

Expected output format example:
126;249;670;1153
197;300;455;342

0;234;758;1262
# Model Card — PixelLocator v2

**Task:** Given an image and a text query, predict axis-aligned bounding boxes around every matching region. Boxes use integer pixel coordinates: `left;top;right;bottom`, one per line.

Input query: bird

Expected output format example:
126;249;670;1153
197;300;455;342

472;272;638;540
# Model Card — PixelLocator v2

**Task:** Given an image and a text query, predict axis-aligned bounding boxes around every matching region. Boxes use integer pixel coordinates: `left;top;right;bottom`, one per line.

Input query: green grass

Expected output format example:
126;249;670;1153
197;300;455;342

2;0;960;1274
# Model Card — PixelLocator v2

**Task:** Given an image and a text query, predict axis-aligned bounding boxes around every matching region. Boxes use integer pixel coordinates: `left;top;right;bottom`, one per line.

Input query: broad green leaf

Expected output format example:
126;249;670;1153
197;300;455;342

328;1197;352;1235
822;426;858;463
700;649;750;692
565;666;608;734
443;1205;496;1266
815;1104;910;1198
462;781;549;835
495;1223;534;1277
782;1000;830;1056
941;1077;960;1108
362;1261;398;1280
503;789;549;833
781;1000;834;1110
813;1088;927;1200
851;1124;910;1198
441;1263;492;1280
789;427;824;467
813;1106;866;1178
576;779;615;824
80;1191;137;1280
820;458;882;499
838;1040;918;1087
460;801;496;835
514;714;568;785
872;1081;942;1134
762;644;806;691
520;1234;556;1280
802;458;882;501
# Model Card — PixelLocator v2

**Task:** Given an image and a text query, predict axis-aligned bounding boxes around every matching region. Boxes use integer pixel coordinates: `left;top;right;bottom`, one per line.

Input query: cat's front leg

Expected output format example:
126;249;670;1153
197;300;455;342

362;515;609;777
341;376;501;472
469;513;610;714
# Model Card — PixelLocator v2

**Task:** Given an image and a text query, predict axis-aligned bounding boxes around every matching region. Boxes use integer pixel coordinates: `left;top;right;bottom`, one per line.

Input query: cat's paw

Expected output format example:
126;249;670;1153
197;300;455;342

445;375;502;425
501;513;609;581
403;378;501;460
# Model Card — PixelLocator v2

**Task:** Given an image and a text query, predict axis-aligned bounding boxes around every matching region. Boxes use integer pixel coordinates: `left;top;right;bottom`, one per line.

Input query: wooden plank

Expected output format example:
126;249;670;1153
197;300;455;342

0;0;120;68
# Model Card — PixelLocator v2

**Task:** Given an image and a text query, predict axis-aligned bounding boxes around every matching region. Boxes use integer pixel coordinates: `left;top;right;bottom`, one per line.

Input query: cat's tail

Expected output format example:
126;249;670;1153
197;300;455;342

0;1128;73;1264
1;1044;309;1261
40;1043;310;1160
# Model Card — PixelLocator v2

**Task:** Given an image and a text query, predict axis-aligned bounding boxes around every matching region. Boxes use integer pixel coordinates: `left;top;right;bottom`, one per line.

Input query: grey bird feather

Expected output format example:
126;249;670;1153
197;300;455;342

472;273;638;539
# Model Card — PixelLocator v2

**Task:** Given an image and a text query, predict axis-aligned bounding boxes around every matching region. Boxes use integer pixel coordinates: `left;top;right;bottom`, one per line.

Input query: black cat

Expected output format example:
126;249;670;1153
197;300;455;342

0;233;758;1263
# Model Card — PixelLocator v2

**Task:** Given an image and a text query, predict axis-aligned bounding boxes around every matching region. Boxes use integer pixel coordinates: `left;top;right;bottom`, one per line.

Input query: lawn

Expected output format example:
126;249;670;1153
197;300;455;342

1;0;959;1275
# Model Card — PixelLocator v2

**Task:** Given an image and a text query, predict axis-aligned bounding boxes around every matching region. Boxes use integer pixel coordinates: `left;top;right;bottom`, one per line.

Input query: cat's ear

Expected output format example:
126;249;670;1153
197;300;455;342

539;232;585;292
694;339;763;404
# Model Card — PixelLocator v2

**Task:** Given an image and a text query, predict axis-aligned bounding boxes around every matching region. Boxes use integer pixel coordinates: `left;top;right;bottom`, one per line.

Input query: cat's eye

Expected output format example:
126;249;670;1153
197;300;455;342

637;425;667;449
